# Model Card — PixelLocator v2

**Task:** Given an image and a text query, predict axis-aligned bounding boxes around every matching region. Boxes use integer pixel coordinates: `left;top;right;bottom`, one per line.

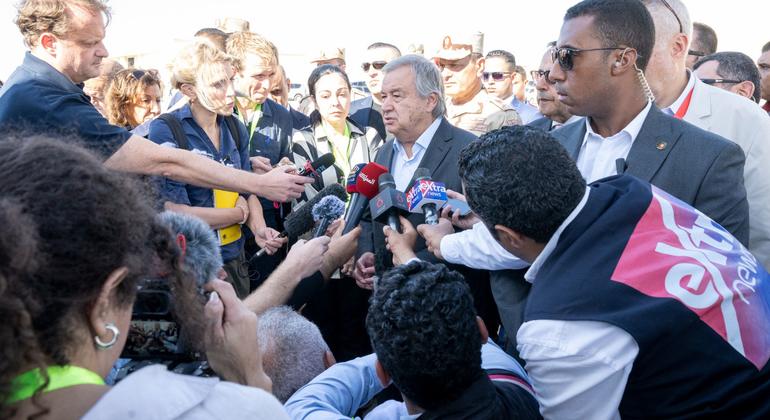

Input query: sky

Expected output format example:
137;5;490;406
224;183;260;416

1;0;769;86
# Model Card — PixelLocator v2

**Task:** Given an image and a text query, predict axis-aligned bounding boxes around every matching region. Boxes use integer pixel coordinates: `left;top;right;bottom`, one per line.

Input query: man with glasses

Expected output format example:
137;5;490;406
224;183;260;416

642;0;770;271
686;22;718;69
417;0;746;364
434;32;521;136
349;42;401;141
484;50;542;124
528;42;581;132
693;51;762;103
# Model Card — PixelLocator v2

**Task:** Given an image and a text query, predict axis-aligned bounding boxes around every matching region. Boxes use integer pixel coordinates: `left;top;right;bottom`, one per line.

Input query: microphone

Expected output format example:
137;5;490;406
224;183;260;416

369;173;409;232
254;183;348;259
312;195;346;237
406;168;447;225
297;153;335;179
157;211;223;286
343;163;367;220
342;162;389;234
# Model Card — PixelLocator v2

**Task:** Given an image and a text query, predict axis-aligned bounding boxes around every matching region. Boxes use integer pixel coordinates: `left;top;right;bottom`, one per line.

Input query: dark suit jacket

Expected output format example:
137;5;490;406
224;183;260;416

358;118;476;262
551;105;750;244
350;96;387;141
527;116;554;132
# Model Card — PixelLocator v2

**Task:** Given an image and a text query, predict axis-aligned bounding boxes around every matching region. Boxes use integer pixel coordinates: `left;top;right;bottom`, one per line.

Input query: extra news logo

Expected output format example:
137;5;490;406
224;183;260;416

407;180;446;210
612;187;770;370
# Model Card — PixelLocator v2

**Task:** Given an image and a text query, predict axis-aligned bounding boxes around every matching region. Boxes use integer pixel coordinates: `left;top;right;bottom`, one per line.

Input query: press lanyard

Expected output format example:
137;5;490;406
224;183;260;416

321;122;353;175
673;86;695;119
8;365;105;404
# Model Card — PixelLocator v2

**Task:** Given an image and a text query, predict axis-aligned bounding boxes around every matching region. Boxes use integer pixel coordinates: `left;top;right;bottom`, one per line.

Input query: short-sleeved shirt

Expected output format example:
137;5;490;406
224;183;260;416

147;104;251;262
0;53;131;158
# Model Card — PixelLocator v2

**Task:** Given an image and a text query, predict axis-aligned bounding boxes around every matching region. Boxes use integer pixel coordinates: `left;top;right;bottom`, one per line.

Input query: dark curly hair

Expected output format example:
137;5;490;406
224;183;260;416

0;134;157;418
459;125;585;244
366;261;483;410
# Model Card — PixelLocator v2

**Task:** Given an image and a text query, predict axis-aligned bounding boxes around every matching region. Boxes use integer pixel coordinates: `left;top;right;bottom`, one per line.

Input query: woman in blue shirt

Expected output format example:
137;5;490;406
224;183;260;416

148;42;281;298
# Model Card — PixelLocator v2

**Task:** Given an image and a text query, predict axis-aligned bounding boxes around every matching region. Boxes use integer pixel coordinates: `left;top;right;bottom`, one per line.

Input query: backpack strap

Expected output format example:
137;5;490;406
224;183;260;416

224;115;242;151
157;113;189;150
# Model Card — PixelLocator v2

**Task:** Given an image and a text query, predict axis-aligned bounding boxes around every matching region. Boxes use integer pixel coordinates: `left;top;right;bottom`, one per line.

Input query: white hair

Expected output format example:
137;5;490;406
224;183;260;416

383;54;446;119
257;306;330;403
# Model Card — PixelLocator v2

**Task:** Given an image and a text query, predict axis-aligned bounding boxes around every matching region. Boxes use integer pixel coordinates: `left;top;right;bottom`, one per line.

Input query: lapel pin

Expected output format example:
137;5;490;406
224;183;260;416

656;141;667;151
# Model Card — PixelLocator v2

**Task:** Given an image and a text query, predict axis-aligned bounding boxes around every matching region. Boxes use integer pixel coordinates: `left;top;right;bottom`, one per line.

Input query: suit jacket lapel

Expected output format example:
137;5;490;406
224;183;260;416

683;78;713;131
558;118;586;160
410;118;453;190
625;106;680;181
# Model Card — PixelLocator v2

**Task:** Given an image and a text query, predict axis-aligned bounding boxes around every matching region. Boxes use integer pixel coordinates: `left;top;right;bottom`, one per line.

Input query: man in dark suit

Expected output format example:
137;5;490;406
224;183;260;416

547;0;748;243
352;54;499;336
349;42;401;140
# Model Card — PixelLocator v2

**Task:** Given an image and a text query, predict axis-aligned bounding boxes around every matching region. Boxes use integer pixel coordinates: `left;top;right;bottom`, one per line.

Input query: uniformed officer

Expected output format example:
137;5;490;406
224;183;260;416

433;32;521;135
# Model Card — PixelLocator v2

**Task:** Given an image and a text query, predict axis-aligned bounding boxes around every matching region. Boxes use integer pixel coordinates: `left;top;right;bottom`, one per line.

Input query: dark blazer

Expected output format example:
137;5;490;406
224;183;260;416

551;105;750;244
527;116;555;132
358;118;476;261
350;96;387;141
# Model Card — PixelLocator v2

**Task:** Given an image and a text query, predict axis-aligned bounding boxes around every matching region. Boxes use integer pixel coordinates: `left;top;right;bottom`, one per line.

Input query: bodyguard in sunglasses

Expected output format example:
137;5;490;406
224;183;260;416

434;32;522;136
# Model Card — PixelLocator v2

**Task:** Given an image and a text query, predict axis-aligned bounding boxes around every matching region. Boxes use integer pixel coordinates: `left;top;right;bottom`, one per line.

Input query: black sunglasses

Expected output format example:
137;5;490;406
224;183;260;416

481;72;511;81
688;50;706;57
530;70;554;84
551;47;626;71
660;0;684;34
361;61;387;71
700;78;742;85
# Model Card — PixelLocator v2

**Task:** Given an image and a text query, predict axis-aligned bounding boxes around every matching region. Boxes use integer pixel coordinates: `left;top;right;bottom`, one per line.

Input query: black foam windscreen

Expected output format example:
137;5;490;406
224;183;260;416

284;183;347;238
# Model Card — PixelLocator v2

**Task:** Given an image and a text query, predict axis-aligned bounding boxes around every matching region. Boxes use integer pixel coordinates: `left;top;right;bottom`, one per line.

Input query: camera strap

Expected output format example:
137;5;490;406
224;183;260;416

7;365;105;404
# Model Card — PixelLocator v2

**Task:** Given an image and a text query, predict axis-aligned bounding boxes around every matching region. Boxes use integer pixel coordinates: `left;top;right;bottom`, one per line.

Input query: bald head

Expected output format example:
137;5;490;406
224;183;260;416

641;0;693;108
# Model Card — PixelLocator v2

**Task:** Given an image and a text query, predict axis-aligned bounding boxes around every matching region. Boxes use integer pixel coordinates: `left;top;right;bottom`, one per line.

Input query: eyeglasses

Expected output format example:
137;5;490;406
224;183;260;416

700;78;742;85
530;70;554;84
551;47;626;71
129;69;159;80
660;0;684;34
481;72;511;81
361;61;387;71
688;50;706;58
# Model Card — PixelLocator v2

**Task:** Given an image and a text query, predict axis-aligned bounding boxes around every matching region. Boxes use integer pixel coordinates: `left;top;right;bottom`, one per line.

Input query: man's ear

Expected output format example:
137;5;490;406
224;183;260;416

39;33;58;57
493;224;527;253
476;316;489;344
88;267;128;337
731;81;755;101
475;57;486;77
323;350;336;369
671;33;690;60
375;359;392;387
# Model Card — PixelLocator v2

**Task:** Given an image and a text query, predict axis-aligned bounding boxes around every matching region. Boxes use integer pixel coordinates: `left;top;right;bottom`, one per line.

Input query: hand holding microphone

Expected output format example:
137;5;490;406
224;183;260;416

383;216;418;266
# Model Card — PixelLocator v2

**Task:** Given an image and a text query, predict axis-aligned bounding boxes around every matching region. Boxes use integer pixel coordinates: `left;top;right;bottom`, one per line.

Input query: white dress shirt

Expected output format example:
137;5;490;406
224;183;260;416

439;103;652;269
391;118;442;191
662;71;696;116
516;188;639;420
576;101;652;183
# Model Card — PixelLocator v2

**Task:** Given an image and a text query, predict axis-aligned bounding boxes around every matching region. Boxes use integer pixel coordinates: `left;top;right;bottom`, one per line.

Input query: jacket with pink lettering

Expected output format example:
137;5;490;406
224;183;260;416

525;175;770;418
